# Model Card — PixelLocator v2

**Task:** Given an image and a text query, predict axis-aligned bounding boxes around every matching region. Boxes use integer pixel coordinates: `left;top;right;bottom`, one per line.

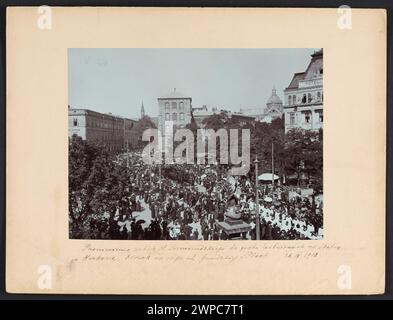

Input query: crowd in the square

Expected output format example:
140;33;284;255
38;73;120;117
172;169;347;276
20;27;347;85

86;152;323;240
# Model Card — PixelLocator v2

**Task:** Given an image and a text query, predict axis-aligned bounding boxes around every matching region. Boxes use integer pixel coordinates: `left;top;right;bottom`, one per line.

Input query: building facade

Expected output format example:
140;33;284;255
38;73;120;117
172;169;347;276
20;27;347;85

239;107;263;121
283;49;323;133
68;108;138;151
157;88;192;135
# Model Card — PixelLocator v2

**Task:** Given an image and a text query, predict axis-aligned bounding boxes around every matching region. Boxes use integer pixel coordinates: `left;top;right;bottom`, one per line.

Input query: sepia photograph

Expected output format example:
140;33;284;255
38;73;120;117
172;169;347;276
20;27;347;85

68;48;324;241
5;6;388;297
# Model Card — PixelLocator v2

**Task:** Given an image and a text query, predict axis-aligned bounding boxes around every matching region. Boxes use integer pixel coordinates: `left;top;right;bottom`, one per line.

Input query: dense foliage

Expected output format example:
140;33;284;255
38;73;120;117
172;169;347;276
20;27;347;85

69;135;132;238
201;113;323;188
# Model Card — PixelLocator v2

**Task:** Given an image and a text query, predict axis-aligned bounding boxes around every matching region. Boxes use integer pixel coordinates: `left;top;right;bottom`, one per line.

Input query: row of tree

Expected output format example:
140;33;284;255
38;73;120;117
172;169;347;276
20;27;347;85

69;135;132;238
138;112;322;189
200;112;323;189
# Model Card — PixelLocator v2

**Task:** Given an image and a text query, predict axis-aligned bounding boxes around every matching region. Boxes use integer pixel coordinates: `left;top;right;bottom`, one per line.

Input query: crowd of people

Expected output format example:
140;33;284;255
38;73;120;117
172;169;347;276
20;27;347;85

83;152;323;241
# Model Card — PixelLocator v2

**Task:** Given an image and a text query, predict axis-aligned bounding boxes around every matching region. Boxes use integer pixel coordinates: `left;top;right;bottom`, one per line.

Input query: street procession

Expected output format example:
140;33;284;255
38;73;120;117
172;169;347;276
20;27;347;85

68;49;324;241
69;125;323;241
109;151;323;241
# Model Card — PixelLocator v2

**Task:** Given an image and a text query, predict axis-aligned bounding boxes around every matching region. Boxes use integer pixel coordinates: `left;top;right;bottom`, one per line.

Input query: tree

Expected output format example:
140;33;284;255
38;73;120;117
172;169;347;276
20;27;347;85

134;115;157;149
249;117;285;175
282;129;322;187
69;135;106;237
69;135;134;239
201;112;229;131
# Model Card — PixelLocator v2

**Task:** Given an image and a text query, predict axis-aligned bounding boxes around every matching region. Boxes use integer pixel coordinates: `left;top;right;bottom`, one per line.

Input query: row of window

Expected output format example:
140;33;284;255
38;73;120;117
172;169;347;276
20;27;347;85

165;101;185;111
72;117;125;130
288;91;323;106
289;111;323;125
165;112;185;121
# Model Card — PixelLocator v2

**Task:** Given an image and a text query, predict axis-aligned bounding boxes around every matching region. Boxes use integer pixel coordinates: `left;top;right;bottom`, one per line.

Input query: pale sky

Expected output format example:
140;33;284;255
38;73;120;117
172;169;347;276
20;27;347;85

68;48;318;119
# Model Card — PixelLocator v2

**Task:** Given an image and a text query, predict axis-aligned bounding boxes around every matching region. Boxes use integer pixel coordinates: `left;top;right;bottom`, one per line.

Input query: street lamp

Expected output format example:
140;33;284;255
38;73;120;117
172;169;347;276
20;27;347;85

159;161;162;190
271;140;275;188
254;156;261;240
126;140;129;168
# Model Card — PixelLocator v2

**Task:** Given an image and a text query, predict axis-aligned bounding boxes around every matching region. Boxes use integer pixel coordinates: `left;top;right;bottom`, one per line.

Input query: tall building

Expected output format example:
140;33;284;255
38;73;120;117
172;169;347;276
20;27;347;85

157;88;192;134
283;49;323;133
68;107;138;151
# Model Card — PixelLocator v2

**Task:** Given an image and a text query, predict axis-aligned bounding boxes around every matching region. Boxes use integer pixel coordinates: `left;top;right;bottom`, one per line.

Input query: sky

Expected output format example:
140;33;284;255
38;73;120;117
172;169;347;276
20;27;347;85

68;48;318;119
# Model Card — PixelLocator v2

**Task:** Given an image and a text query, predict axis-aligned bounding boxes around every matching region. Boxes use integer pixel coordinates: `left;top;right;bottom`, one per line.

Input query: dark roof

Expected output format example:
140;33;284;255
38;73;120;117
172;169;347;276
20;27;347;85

287;72;305;89
231;113;255;121
285;49;323;90
311;48;323;59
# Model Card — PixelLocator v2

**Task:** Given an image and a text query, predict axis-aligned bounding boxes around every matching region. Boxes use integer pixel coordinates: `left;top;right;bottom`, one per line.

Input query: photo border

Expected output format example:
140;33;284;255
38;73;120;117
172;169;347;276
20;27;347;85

0;0;391;302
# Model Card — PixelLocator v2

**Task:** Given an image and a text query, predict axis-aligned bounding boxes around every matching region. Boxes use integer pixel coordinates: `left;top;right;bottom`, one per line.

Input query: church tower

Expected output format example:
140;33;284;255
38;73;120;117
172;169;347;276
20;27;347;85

141;101;145;118
263;87;283;122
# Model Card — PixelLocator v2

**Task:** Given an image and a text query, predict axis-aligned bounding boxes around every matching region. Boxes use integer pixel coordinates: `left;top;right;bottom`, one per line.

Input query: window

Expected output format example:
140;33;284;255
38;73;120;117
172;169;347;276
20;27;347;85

172;112;178;121
179;102;184;110
165;102;170;111
308;93;312;103
302;94;307;104
293;95;296;105
288;96;292;105
317;92;321;101
172;102;177;110
318;111;323;123
165;113;170;120
305;112;311;123
179;112;184;120
320;68;323;75
73;118;78;126
289;113;295;125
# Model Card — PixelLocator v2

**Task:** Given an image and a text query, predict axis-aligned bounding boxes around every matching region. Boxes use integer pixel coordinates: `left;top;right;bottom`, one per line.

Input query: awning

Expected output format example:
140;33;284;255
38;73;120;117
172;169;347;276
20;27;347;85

258;173;279;181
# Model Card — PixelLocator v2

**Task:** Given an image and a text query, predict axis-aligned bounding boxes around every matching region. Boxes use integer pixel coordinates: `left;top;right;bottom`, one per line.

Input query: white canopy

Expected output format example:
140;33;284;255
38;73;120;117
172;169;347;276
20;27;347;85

258;173;279;181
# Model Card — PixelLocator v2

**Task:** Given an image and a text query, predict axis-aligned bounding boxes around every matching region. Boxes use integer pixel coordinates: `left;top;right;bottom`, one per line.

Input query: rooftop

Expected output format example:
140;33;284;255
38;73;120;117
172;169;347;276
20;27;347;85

68;107;137;122
285;49;323;91
157;88;192;100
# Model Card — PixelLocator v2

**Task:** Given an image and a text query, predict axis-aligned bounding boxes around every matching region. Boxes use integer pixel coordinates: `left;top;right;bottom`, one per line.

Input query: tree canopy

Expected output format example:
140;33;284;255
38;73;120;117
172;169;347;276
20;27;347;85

69;135;133;238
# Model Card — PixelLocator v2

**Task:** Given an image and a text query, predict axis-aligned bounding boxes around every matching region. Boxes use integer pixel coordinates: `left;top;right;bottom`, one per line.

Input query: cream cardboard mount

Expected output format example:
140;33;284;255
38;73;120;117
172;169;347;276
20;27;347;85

5;7;386;295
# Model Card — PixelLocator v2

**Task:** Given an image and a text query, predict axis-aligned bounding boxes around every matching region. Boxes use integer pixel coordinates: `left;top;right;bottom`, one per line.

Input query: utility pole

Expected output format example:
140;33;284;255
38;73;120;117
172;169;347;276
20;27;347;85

254;157;260;240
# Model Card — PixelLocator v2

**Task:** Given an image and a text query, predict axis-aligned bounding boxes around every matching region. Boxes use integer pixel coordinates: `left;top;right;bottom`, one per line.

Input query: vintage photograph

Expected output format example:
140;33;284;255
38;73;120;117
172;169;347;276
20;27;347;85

68;48;323;240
